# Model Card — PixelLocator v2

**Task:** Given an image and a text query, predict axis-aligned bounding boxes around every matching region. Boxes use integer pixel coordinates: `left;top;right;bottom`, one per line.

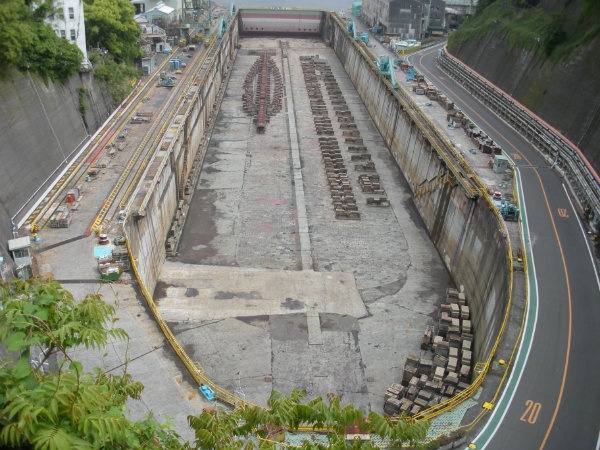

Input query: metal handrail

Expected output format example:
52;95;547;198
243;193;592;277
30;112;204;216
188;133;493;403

438;48;600;223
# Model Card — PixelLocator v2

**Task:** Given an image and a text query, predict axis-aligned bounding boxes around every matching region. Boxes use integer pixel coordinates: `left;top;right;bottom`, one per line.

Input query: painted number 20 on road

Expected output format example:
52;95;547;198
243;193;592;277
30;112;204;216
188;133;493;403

520;400;542;424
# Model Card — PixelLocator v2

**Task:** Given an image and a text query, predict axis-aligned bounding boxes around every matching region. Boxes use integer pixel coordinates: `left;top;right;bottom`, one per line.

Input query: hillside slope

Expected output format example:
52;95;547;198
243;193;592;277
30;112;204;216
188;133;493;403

447;0;600;174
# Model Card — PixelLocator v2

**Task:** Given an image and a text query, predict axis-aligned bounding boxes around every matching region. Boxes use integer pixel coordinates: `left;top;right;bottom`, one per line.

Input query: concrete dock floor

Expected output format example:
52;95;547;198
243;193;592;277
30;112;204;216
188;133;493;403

158;37;451;413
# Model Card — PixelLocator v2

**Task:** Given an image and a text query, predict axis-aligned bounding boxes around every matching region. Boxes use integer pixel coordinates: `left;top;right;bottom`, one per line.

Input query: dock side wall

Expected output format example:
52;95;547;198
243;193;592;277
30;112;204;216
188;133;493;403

124;22;238;296
327;17;510;362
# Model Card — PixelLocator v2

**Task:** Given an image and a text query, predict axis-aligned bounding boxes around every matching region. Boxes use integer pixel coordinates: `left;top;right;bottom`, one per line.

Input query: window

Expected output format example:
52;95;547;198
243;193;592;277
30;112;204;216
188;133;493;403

60;30;66;39
12;248;29;259
68;7;74;19
70;29;76;41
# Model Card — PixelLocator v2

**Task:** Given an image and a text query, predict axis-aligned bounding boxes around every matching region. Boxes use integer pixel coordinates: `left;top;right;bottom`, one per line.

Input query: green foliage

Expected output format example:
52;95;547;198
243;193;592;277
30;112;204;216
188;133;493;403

0;278;126;355
88;52;102;65
451;0;600;62
543;11;567;56
19;24;82;81
421;440;440;450
448;2;550;53
546;1;600;61
510;0;540;8
187;390;429;449
93;58;139;104
0;0;82;81
0;279;429;450
0;278;185;450
0;0;34;70
84;0;142;64
475;0;497;15
78;86;88;116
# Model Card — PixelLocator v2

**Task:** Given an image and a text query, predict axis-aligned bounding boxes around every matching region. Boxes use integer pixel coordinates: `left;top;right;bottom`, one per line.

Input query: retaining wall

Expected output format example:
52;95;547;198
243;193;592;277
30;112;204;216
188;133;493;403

438;49;600;227
0;69;113;259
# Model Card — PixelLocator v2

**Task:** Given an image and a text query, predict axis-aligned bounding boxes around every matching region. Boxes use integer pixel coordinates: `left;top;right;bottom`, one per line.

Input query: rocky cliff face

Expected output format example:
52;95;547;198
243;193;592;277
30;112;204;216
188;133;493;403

449;2;600;175
0;69;114;262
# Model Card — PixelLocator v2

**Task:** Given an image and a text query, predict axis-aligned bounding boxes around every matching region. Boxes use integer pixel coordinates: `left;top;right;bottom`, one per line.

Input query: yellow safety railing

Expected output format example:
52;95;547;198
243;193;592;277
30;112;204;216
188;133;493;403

336;24;519;431
409;180;526;440
117;31;258;411
124;233;258;409
412;172;453;198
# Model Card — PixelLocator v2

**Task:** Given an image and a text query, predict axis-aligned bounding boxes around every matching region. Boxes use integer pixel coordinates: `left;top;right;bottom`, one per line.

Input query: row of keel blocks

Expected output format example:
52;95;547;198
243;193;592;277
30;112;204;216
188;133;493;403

301;55;360;220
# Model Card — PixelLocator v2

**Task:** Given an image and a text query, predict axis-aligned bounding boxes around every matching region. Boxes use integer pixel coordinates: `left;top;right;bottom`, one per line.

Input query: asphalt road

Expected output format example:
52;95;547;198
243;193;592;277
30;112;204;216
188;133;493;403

410;45;600;450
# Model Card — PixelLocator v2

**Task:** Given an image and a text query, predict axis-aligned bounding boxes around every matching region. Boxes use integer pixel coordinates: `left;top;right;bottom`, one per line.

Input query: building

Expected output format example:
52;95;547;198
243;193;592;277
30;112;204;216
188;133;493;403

131;0;190;21
143;2;177;30
46;0;90;68
8;236;33;280
142;1;197;42
362;0;446;39
428;0;446;35
444;0;476;14
132;0;215;29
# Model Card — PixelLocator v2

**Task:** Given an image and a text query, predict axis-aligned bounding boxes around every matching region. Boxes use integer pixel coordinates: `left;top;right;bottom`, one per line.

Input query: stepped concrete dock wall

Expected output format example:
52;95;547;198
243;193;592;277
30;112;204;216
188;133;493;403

123;21;239;303
325;15;510;361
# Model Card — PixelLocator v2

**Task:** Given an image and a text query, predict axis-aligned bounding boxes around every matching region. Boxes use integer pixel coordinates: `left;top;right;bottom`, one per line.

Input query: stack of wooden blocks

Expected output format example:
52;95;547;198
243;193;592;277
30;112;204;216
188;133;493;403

383;287;475;417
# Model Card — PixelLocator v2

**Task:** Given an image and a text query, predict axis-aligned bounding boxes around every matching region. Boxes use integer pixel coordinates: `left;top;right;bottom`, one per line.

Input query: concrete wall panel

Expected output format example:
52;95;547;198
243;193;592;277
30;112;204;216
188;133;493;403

126;20;238;294
452;31;600;173
0;69;113;260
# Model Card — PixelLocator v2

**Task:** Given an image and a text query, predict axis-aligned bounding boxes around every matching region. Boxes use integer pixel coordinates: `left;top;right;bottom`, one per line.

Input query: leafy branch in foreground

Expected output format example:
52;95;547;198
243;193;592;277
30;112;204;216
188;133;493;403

0;278;430;449
188;390;430;449
0;277;184;450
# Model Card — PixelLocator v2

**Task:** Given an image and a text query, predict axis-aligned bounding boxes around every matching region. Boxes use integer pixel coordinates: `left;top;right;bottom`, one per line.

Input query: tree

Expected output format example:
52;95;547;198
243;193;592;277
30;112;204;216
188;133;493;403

18;23;83;81
84;0;142;64
188;390;430;449
0;0;34;69
0;0;82;80
0;278;429;449
0;278;184;449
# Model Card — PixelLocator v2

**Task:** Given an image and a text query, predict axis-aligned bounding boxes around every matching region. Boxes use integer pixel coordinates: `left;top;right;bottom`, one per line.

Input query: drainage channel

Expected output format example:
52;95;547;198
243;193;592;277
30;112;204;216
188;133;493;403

281;41;313;270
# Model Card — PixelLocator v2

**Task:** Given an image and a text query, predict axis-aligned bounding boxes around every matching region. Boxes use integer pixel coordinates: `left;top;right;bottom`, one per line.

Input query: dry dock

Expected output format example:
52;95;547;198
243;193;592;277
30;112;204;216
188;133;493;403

157;37;450;412
32;14;518;440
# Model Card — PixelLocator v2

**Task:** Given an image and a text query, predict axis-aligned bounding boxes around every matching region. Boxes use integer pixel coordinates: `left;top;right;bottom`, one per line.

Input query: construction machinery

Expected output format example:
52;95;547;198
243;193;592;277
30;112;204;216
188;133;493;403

376;56;398;88
218;17;227;39
347;20;358;41
360;31;369;44
500;202;519;221
157;76;174;87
